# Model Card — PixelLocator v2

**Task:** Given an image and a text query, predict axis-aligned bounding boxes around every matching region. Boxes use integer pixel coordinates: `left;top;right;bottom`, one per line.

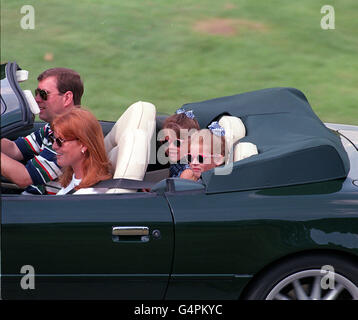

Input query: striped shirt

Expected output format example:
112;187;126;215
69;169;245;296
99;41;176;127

15;123;62;195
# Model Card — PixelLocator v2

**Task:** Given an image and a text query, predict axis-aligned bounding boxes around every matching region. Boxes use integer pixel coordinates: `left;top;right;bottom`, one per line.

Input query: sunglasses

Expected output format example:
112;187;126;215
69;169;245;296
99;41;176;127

34;88;50;101
186;154;207;164
186;154;220;164
51;136;77;148
163;137;182;148
35;88;63;101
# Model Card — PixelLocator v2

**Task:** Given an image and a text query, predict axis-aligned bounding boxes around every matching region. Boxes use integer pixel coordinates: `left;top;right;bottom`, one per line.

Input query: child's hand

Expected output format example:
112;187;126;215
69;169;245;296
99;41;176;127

180;168;197;181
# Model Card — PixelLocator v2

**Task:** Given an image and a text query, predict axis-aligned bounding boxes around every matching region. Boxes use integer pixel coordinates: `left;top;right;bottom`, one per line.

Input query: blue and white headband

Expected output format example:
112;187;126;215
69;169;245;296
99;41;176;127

208;121;225;136
175;108;195;119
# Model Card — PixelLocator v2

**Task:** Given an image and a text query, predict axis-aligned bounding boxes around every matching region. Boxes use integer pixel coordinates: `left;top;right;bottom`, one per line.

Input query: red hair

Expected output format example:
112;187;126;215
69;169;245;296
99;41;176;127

52;107;112;190
163;113;200;137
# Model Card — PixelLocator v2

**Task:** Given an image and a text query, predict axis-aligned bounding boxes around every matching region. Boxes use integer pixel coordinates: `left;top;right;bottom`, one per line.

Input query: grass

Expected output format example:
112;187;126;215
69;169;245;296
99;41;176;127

1;0;358;124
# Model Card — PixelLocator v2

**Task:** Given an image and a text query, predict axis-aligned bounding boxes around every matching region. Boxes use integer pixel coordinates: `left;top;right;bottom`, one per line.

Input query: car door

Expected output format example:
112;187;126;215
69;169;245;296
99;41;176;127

152;179;250;299
1;191;174;299
164;188;252;300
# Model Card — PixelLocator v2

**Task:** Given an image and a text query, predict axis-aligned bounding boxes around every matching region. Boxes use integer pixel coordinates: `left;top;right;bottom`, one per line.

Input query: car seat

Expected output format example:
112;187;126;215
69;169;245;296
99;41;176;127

218;116;258;163
104;101;156;193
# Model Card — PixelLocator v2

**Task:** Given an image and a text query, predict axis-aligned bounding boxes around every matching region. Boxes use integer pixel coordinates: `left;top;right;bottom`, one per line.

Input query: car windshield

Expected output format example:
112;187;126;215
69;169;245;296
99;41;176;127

1;98;6;115
1;63;6;80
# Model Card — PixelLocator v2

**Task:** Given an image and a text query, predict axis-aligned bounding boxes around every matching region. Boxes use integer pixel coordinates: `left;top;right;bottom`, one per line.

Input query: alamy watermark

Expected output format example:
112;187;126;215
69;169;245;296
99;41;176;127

19;5;335;31
146;126;235;175
20;5;35;30
20;265;35;290
320;5;335;30
320;265;335;289
17;264;337;294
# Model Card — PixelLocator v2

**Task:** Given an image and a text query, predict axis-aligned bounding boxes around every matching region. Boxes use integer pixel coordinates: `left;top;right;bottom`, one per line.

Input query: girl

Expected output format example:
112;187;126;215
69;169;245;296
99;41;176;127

162;108;200;178
181;122;227;182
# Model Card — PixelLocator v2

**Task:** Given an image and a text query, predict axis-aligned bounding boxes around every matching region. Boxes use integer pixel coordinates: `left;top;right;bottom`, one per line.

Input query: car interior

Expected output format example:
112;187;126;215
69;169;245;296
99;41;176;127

3;62;349;196
93;102;259;195
0;62;259;195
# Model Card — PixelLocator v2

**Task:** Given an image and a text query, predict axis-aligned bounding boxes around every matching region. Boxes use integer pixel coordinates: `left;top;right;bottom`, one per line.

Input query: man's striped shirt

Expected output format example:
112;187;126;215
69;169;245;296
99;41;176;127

14;123;62;195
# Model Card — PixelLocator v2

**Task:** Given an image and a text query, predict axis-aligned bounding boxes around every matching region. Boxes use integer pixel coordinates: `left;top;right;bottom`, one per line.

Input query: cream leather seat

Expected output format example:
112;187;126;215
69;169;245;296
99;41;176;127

233;141;258;161
218;115;258;163
104;101;156;193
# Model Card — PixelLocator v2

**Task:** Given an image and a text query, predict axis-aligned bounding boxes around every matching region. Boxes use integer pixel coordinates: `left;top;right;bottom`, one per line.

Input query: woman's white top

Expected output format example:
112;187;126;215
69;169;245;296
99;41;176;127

56;174;82;195
56;174;107;195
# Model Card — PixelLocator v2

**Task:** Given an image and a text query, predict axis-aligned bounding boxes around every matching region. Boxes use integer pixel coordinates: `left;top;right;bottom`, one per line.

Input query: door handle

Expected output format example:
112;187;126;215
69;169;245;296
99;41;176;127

112;226;149;236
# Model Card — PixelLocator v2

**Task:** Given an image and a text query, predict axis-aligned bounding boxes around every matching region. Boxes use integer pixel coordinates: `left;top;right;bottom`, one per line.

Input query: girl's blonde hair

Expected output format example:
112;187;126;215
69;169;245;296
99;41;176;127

189;129;227;159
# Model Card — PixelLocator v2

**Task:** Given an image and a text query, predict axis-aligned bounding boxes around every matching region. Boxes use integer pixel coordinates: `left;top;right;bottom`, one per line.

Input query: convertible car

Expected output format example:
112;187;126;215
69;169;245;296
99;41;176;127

1;62;358;300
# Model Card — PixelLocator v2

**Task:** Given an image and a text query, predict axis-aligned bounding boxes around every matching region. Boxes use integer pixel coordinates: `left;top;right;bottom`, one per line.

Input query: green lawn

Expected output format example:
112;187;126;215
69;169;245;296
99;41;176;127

1;0;357;124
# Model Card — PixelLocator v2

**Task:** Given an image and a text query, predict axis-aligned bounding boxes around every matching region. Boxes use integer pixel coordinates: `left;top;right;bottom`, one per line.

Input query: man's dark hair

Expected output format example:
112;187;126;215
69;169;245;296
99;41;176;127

37;68;84;105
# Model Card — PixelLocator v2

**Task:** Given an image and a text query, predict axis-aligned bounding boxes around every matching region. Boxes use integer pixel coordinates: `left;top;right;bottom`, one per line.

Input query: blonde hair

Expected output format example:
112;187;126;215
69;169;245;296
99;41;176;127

189;129;227;159
52;107;112;190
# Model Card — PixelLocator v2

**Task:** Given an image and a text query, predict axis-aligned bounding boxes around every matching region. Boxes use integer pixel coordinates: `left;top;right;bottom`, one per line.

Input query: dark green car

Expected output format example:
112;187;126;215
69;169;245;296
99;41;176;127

1;62;358;300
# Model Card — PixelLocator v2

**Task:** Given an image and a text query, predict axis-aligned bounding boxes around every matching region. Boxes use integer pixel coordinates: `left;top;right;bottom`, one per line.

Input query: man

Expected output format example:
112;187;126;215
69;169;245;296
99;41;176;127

1;68;84;194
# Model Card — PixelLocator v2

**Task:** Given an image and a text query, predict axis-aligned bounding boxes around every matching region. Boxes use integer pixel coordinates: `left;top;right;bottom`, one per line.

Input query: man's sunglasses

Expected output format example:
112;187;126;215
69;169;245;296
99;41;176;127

34;88;50;101
35;88;63;101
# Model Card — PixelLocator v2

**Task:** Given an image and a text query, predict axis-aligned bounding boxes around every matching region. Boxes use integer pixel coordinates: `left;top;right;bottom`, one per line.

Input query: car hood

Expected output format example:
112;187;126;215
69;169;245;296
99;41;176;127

325;123;358;179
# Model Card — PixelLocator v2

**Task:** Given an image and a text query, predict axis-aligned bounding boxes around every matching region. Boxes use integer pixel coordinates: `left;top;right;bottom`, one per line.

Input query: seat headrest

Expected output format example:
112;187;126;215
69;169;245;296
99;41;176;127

218;116;246;144
233;142;258;161
218;116;246;162
104;101;156;154
104;101;156;194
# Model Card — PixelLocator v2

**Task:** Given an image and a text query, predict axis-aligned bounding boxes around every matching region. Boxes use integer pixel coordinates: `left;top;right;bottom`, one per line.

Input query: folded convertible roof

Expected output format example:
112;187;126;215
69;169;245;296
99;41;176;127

182;87;350;193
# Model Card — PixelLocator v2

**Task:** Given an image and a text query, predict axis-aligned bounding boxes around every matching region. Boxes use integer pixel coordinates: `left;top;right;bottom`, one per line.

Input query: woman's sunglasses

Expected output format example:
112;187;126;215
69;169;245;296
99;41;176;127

51;136;77;148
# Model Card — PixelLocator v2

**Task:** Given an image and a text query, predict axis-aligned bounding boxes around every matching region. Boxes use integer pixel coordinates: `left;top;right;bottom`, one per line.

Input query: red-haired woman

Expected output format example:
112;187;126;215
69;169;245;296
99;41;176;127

52;108;112;195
